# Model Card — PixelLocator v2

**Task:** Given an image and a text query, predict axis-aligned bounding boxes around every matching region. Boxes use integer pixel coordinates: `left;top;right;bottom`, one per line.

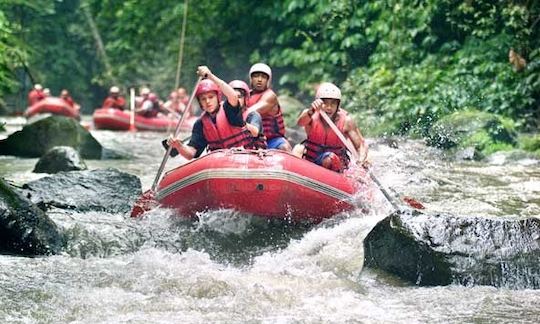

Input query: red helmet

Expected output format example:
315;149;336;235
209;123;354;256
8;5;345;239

195;79;221;99
228;80;250;101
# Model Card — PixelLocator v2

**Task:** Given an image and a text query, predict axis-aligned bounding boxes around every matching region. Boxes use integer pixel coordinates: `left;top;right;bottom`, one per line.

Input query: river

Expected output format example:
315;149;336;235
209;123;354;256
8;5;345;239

1;116;539;323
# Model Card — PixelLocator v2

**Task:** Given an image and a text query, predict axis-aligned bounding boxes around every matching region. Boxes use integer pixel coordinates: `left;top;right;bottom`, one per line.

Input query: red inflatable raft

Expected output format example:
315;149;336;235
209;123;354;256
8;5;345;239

25;97;80;119
150;149;371;223
92;107;196;132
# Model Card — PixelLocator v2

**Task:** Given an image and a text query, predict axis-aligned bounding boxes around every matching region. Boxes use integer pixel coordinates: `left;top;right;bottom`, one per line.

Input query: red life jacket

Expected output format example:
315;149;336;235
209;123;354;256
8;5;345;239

247;88;286;140
242;110;267;149
102;96;126;110
304;109;349;166
202;105;253;151
28;90;44;106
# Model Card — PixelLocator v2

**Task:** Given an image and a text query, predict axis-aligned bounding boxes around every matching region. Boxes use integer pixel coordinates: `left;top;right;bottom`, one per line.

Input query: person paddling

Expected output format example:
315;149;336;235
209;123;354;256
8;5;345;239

102;86;126;110
166;66;256;159
296;82;368;172
246;63;292;151
28;84;45;106
60;89;80;112
228;79;267;149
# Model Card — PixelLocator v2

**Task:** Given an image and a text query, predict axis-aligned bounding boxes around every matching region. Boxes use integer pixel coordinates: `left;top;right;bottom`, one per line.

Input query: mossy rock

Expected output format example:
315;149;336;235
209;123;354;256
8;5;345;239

0;116;102;159
427;110;517;158
279;94;305;129
519;134;540;154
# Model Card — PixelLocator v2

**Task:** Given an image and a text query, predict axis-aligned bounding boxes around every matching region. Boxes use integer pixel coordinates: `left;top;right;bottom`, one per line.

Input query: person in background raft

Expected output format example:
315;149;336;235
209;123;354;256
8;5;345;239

246;63;292;151
43;88;51;97
102;86;126;110
229;79;266;149
28;84;45;106
136;92;162;118
60;89;80;112
177;87;190;106
164;91;185;114
296;82;368;172
166;66;257;159
136;87;150;108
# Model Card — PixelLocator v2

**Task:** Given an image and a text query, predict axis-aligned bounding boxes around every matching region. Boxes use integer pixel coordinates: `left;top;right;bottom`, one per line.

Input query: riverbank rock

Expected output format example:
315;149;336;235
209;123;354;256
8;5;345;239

22;168;142;213
0;115;102;159
427;110;517;160
279;94;305;127
33;146;87;174
364;211;540;289
0;178;63;255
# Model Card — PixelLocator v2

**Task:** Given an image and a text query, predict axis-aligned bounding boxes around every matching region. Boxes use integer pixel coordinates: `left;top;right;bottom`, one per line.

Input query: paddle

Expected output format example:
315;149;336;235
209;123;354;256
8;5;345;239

129;88;136;132
130;77;202;218
318;109;425;211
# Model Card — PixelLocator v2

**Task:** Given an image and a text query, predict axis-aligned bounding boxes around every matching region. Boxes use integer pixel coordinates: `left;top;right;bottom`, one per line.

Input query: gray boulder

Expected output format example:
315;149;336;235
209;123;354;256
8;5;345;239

33;146;87;174
364;211;540;289
0;178;63;255
22;168;142;213
0;115;102;159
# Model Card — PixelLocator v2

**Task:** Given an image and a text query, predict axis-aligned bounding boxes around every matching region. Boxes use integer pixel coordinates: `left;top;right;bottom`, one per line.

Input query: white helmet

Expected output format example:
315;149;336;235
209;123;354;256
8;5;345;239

316;82;341;100
34;84;43;91
140;87;150;96
249;63;272;85
110;86;120;93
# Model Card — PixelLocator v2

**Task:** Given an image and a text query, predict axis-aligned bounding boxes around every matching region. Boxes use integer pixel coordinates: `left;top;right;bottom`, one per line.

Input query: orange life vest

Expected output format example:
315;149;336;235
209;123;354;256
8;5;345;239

304;109;349;166
247;88;286;140
202;104;253;151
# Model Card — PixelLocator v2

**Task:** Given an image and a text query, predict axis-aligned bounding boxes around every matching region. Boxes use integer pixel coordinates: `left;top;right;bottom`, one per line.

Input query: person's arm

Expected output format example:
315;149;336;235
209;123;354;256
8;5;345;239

223;100;245;127
246;112;262;137
117;97;126;109
167;120;206;159
298;98;323;130
344;116;368;162
136;100;152;113
246;91;278;115
197;65;238;107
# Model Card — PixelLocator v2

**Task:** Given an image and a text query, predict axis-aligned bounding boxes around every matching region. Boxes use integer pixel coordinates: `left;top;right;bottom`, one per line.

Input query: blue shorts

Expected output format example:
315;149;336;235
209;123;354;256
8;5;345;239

267;137;288;149
314;152;333;166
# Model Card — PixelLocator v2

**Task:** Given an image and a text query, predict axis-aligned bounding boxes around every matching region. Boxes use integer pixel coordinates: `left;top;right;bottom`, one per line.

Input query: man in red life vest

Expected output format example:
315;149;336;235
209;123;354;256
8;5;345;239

164;91;185;114
136;92;162;118
297;82;368;172
167;66;255;159
102;86;126;110
177;87;189;106
28;84;45;106
246;63;292;151
60;89;80;112
136;87;150;108
229;79;266;149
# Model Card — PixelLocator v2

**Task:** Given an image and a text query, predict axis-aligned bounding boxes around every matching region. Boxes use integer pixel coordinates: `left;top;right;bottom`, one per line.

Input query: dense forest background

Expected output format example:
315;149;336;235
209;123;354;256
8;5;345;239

1;0;538;136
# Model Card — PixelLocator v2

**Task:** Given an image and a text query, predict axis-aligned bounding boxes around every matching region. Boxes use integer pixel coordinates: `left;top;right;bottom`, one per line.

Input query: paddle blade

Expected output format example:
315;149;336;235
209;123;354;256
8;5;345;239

402;196;425;210
130;189;159;217
128;124;137;132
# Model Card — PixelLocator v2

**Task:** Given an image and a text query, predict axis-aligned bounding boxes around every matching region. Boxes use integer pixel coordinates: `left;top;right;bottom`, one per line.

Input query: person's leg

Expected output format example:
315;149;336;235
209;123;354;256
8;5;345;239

316;152;343;172
267;137;292;151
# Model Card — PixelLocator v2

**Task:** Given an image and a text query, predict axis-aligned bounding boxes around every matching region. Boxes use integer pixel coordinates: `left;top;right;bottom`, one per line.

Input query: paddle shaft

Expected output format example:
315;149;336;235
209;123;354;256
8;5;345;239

129;88;136;131
151;76;202;192
318;110;403;210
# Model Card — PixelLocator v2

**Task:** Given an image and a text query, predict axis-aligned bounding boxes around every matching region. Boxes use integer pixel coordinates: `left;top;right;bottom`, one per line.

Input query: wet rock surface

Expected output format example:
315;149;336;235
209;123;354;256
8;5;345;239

0;115;102;159
0;178;63;255
22;168;142;213
364;210;540;289
33;146;87;174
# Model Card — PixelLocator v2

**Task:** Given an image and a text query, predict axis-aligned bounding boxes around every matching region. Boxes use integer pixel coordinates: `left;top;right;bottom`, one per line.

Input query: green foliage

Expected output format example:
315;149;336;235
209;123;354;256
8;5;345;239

0;0;538;145
0;5;28;96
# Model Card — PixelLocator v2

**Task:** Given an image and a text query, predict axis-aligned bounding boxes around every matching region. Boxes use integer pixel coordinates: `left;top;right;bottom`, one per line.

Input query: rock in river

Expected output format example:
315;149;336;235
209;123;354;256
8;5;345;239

33;146;88;174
